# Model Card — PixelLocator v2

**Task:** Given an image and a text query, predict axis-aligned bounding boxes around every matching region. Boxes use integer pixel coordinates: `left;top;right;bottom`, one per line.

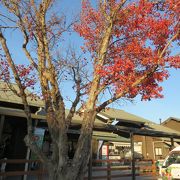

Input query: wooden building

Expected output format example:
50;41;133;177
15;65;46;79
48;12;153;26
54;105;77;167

95;108;180;160
0;81;180;170
162;117;180;132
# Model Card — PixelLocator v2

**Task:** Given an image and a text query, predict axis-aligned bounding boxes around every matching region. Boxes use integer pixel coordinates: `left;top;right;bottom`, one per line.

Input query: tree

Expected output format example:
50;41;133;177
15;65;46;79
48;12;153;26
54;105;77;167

0;0;179;179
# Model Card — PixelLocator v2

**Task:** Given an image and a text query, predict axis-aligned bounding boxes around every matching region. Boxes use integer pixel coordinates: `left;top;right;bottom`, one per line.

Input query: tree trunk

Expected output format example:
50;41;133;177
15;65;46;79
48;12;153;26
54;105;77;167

47;136;91;180
46;112;94;180
68;110;95;180
48;164;88;180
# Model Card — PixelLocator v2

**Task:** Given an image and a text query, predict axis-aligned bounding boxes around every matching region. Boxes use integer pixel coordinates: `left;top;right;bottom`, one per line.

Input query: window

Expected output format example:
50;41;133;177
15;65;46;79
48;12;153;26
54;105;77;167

155;147;162;156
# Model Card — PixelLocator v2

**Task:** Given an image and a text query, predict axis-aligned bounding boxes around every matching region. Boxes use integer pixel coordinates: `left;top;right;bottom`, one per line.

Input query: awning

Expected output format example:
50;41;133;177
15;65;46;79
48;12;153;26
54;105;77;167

109;142;130;147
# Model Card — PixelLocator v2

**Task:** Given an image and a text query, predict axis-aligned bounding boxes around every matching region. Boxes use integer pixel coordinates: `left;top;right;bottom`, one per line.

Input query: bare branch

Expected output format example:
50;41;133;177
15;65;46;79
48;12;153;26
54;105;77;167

65;67;81;127
0;30;49;164
0;13;17;23
18;15;38;69
0;26;18;29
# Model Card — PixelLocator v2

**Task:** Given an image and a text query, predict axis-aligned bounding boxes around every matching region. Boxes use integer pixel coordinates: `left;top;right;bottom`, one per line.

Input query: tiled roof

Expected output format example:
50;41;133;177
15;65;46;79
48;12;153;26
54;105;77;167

144;122;180;135
162;117;180;124
0;81;44;107
100;108;151;123
99;108;180;136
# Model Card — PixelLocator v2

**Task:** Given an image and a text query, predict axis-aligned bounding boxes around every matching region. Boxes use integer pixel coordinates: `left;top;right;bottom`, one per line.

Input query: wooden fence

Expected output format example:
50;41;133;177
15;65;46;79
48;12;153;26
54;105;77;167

0;158;158;180
0;159;47;180
85;159;158;179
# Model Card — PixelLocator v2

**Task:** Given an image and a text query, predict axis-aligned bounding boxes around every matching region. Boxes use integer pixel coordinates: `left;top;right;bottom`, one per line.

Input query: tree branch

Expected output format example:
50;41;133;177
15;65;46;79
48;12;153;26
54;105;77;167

1;0;38;69
159;30;179;58
0;26;18;29
0;30;49;164
0;13;17;23
96;66;158;112
65;66;82;128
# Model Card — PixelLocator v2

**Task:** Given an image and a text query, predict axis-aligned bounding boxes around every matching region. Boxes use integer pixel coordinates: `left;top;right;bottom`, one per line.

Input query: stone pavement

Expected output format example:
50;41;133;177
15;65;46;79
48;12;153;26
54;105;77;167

5;176;159;180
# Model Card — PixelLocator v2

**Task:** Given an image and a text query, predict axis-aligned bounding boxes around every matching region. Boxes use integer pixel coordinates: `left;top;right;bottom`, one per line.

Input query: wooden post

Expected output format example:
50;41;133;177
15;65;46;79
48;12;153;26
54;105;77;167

130;132;135;180
97;140;104;159
106;142;111;180
151;160;157;176
88;141;92;180
170;137;174;150
23;148;31;180
0;115;5;142
107;160;111;180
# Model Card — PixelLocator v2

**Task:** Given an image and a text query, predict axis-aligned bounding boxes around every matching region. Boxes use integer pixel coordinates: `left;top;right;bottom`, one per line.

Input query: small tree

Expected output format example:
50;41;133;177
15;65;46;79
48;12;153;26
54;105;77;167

0;0;179;179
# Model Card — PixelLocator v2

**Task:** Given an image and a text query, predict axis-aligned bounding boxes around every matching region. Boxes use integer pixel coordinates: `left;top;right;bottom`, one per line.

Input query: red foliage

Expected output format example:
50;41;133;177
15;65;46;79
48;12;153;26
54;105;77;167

15;64;36;89
75;0;180;101
0;60;10;81
0;58;36;90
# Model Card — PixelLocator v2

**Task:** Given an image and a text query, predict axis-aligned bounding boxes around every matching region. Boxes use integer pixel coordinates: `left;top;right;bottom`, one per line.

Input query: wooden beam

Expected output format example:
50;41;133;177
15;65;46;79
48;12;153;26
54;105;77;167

170;137;174;150
0;115;5;142
104;125;180;139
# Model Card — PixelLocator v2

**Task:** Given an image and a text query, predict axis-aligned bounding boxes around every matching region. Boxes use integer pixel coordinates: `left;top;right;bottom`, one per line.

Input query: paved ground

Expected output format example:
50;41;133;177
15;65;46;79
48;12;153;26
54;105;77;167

4;175;160;180
3;166;160;180
3;171;160;180
111;176;159;180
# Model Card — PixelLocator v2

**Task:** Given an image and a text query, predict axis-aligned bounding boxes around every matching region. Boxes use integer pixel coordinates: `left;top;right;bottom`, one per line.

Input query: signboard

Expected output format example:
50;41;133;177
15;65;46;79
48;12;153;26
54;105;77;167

102;145;108;156
30;128;45;161
33;128;45;148
101;145;108;160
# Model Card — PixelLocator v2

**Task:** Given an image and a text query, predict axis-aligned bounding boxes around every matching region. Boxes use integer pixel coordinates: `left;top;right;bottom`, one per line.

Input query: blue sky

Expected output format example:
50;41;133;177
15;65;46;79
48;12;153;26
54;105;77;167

120;69;180;123
1;0;180;124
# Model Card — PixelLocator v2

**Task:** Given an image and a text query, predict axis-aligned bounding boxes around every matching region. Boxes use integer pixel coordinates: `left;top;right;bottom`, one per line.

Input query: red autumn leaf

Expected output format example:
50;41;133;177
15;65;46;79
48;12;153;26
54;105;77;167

75;0;180;101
